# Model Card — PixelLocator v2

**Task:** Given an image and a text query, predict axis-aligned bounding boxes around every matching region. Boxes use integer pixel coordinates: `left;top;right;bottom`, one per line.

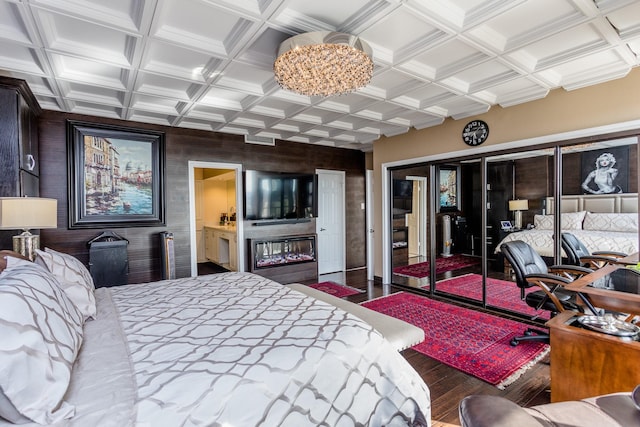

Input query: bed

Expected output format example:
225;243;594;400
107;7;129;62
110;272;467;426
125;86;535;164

496;193;638;258
0;249;431;426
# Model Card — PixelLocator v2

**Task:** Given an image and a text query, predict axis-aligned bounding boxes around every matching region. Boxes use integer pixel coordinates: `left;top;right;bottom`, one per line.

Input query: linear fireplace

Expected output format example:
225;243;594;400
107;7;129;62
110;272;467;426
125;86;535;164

249;234;317;283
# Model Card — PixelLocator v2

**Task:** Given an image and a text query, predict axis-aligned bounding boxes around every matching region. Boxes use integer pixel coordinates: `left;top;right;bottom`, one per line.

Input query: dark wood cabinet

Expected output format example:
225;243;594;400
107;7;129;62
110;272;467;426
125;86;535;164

0;77;41;195
0;77;42;249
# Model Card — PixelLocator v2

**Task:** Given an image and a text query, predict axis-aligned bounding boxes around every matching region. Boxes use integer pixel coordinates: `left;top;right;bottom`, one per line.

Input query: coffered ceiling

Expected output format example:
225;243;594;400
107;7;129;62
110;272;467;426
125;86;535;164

1;0;638;151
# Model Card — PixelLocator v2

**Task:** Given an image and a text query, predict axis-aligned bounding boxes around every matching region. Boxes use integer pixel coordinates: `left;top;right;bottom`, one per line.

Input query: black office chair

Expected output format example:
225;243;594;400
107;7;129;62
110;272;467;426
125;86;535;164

561;232;628;269
500;240;594;346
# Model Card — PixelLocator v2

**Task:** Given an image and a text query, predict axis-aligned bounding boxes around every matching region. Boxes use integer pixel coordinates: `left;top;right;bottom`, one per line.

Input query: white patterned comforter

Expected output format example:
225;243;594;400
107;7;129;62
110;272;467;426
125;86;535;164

495;229;638;258
7;272;430;427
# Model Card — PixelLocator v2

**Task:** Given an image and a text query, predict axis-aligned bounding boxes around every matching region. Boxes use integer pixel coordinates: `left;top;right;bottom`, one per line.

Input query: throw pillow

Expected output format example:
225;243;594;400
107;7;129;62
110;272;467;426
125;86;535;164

0;251;29;273
35;248;96;321
0;259;84;424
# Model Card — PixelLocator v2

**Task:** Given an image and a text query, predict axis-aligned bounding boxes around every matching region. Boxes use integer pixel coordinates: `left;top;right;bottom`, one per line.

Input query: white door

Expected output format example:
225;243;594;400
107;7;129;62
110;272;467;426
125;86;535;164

406;176;427;258
366;170;374;281
316;170;345;274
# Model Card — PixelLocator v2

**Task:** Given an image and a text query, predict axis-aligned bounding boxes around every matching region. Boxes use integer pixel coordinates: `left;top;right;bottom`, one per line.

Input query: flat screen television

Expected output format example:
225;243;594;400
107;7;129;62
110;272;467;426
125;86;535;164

393;179;413;199
393;179;413;218
243;170;318;220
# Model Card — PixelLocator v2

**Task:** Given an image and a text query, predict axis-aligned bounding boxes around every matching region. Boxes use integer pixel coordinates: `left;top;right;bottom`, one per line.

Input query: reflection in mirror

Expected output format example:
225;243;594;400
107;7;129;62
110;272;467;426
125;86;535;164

388;134;638;324
559;138;638;267
482;150;550;317
425;160;483;301
430;161;482;298
390;166;430;290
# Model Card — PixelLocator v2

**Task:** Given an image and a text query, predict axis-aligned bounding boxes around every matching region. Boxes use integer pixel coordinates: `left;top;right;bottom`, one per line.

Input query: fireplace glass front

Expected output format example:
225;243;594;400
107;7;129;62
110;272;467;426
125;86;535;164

253;235;316;269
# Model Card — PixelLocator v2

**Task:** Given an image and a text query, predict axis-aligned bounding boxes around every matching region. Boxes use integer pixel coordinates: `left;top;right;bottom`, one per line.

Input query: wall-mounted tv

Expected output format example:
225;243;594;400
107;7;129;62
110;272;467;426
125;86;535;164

393;179;413;218
393;179;413;199
243;170;318;220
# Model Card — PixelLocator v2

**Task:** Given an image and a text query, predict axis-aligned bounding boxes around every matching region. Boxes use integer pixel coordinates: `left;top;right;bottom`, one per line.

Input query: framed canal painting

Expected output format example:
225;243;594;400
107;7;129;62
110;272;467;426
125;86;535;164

438;165;460;212
67;120;165;228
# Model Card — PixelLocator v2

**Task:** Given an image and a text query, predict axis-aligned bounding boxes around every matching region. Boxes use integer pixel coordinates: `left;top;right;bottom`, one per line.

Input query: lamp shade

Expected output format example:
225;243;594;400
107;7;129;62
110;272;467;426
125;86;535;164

0;197;57;230
508;199;529;211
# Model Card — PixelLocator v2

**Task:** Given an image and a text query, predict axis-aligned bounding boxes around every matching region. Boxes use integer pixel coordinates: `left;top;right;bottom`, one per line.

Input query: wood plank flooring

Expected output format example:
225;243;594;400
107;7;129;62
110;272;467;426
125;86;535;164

308;268;552;426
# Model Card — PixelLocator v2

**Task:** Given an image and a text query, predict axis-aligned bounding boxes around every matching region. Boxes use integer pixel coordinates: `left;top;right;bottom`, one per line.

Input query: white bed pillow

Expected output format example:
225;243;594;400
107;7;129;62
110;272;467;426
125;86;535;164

35;248;96;321
562;211;587;230
583;212;639;232
533;214;554;230
0;258;84;424
534;211;586;230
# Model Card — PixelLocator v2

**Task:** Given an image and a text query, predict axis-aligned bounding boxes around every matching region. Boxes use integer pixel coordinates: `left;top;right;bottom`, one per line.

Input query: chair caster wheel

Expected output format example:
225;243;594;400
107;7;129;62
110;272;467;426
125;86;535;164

510;339;519;346
524;330;534;336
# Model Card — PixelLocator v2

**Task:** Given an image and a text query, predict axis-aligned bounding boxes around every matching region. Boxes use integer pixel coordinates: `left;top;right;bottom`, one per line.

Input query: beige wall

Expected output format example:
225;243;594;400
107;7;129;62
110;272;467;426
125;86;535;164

372;67;640;278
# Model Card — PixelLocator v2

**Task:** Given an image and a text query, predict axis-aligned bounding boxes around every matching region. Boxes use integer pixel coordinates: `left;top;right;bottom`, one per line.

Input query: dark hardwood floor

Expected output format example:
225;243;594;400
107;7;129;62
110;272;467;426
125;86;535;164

305;267;551;426
197;261;230;275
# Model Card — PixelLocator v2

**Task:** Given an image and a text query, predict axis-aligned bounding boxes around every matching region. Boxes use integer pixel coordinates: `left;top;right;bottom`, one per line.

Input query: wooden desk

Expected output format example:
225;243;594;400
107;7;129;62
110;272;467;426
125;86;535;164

619;251;639;265
547;311;640;402
565;264;640;316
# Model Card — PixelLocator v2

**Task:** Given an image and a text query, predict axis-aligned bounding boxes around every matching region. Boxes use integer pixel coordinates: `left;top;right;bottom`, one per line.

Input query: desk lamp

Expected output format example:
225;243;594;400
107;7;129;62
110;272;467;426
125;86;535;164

0;197;57;260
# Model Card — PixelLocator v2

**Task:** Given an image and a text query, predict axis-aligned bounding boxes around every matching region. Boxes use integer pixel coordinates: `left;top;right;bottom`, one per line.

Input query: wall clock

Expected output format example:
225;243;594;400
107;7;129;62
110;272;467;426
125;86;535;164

462;120;489;146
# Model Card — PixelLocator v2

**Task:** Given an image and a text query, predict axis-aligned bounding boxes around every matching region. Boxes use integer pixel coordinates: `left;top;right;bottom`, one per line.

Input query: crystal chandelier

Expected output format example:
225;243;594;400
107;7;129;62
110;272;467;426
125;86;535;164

274;31;373;97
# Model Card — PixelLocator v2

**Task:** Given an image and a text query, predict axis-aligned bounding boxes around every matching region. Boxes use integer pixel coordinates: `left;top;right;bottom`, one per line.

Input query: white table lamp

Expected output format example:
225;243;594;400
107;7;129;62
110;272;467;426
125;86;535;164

509;199;529;230
0;197;57;260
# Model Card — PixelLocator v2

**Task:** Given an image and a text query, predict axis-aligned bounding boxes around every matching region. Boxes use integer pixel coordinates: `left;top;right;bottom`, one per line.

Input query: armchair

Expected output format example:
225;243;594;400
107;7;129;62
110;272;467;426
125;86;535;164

500;240;594;346
458;391;640;427
561;232;628;269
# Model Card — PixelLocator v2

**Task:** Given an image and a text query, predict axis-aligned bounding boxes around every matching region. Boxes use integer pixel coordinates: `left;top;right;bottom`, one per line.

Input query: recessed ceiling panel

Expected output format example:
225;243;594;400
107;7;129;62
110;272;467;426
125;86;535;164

0;0;636;151
473;77;549;107
0;2;33;44
465;0;580;52
34;9;136;67
49;53;128;89
360;8;445;58
398;39;489;80
278;0;372;29
130;93;183;115
135;72;202;100
604;2;640;37
200;86;249;110
152;0;251;56
31;0;147;32
509;23;610;72
215;61;274;96
69;100;124;118
0;43;46;75
141;40;222;82
62;81;125;107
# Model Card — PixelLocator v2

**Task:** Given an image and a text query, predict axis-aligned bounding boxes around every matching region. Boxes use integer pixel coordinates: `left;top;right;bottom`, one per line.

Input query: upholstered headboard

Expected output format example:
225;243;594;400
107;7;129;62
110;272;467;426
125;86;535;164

545;193;638;214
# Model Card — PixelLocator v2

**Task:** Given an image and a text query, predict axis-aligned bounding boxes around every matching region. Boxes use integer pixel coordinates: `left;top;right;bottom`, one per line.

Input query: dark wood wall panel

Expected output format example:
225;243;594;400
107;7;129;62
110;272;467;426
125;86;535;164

515;156;550;227
38;111;366;284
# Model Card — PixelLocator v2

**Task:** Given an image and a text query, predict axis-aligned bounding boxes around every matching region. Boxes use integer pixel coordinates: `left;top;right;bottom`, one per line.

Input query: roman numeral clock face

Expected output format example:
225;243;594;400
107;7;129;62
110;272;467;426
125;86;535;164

462;120;489;146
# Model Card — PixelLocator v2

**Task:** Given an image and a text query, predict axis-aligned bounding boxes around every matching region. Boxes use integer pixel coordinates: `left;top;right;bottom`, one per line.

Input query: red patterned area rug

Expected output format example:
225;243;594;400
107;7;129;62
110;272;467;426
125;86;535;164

393;254;480;278
425;274;550;320
307;281;364;298
361;292;549;389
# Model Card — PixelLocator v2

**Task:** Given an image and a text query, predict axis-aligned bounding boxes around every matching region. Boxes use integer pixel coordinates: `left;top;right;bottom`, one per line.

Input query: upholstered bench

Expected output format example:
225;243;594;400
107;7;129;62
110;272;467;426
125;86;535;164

287;283;424;352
